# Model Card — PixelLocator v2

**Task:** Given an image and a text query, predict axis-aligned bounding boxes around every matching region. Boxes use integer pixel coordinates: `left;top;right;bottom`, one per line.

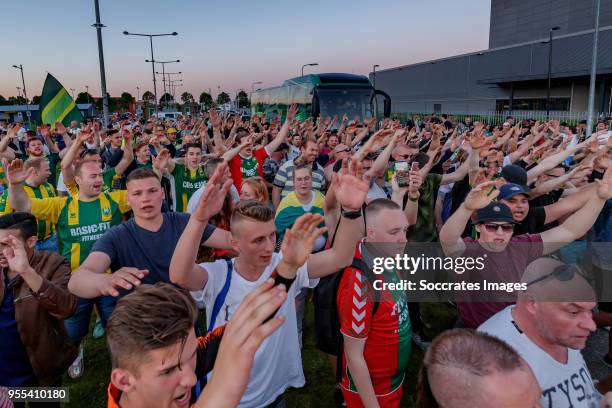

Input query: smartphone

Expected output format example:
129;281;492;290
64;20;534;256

411;161;420;172
395;161;409;187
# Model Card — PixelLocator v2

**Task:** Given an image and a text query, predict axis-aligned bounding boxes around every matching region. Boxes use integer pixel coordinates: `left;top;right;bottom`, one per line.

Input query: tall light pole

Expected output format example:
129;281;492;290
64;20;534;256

168;79;183;98
372;64;380;88
586;0;601;137
12;64;29;121
85;85;90;103
136;86;140;101
301;63;318;77
92;0;109;127
159;72;181;108
123;30;178;118
148;59;179;98
545;26;560;119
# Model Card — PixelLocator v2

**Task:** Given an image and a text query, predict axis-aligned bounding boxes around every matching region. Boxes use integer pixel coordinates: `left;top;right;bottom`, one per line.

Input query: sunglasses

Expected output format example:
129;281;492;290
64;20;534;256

482;223;514;233
336;148;351;153
398;154;413;160
525;264;584;287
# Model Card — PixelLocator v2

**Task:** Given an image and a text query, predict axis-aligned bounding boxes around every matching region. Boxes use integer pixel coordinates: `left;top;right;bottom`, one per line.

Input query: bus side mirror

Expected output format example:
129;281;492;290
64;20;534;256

374;90;391;118
311;95;320;118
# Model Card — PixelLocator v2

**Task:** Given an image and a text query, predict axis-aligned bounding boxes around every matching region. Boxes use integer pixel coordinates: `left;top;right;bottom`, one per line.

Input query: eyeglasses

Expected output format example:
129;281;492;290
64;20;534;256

483;223;514;233
525;264;583;287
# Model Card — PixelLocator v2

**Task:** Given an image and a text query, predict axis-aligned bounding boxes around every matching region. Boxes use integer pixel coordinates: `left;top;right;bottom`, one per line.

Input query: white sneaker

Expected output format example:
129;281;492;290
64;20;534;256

68;343;84;379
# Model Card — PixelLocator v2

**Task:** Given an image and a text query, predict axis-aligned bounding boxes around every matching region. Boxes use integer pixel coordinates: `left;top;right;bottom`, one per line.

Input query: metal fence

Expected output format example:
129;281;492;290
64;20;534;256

393;111;612;127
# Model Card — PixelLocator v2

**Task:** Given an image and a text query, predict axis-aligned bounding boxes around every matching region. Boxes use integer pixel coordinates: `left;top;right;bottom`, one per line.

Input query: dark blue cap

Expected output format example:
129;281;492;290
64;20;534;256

499;183;530;200
474;202;516;224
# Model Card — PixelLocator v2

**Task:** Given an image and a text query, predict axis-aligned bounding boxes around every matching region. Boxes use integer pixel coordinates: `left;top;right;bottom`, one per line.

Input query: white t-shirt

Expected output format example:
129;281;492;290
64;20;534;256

186;181;240;214
479;306;601;408
198;252;319;408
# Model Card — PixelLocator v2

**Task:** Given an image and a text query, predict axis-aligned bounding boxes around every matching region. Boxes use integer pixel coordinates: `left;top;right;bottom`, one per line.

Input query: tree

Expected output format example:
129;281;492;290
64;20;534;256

31;95;41;104
120;92;133;103
8;96;27;105
237;90;250;109
0;95;9;106
160;93;174;105
119;92;134;111
199;92;213;109
142;91;155;102
216;92;230;105
75;92;93;104
181;92;194;104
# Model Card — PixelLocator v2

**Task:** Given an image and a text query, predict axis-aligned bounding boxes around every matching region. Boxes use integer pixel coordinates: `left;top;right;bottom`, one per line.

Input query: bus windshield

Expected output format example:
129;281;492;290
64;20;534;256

316;87;374;120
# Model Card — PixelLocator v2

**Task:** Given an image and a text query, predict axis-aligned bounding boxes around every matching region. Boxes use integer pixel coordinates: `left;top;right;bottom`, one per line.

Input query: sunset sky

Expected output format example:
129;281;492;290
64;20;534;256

1;0;490;100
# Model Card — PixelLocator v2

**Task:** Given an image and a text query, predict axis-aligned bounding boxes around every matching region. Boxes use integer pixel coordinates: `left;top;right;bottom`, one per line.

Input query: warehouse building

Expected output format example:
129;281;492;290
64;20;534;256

373;0;612;117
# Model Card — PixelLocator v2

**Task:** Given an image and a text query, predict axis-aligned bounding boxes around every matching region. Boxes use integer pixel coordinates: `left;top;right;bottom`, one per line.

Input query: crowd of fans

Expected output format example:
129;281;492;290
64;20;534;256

0;107;611;408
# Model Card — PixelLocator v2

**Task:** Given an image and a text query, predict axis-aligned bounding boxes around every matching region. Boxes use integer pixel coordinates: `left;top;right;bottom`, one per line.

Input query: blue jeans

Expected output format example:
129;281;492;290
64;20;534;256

35;234;58;252
64;296;117;344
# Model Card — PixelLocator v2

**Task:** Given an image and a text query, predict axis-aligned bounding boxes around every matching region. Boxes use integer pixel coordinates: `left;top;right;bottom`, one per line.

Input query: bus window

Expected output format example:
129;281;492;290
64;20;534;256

315;88;374;121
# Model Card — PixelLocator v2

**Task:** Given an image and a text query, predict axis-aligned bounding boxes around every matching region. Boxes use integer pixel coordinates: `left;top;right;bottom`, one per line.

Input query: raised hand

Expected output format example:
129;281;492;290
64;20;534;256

208;108;222;129
1;235;31;275
7;123;21;139
152;148;170;171
55;122;67;135
193;162;233;222
101;267;149;297
463;181;499;211
569;164;593;180
467;132;489;150
281;213;327;270
595;165;612;200
5;159;34;186
407;170;422;199
333;159;370;211
286;103;298;122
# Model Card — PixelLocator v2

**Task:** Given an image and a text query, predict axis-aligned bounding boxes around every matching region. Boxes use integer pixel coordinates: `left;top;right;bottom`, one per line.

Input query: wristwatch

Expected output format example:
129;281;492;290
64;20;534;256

341;207;362;219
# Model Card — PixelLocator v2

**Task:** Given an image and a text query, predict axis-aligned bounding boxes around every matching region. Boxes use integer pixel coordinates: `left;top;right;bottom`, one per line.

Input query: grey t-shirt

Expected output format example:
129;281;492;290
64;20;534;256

92;212;215;287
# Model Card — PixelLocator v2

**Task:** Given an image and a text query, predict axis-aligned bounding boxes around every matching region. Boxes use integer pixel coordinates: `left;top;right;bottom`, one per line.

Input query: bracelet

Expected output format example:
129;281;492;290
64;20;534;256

408;195;419;202
341;207;362;219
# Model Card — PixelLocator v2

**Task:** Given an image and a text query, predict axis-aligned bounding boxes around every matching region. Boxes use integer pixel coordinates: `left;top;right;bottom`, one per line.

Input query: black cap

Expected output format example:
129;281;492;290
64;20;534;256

474;202;516;224
500;164;528;188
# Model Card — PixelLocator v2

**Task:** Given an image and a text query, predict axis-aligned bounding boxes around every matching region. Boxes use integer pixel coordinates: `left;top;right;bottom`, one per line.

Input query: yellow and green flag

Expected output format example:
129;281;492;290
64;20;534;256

38;73;83;125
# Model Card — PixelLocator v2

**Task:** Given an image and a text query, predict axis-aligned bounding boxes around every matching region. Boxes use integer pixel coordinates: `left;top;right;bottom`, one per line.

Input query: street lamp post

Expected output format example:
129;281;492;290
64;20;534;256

154;69;181;109
136;86;140;101
148;59;179;100
586;0;601;137
546;26;560;119
372;64;380;88
301;63;318;77
92;0;109;128
85;85;90;104
123;30;178;118
12;64;29;122
168;79;183;98
159;72;182;108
